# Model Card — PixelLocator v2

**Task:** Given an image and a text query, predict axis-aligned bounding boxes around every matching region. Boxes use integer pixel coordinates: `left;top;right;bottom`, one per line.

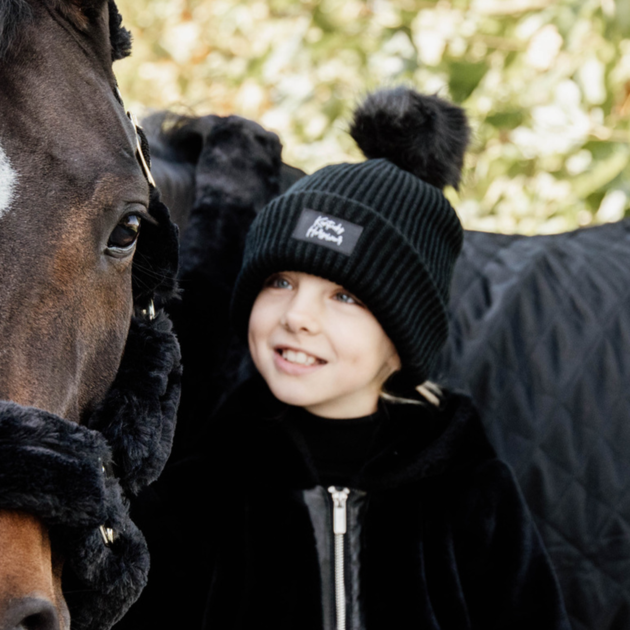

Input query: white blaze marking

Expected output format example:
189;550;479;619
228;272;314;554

0;142;18;219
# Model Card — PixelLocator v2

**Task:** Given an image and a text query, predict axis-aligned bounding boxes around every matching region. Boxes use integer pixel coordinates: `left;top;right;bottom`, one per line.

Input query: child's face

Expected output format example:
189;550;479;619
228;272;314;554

248;271;400;418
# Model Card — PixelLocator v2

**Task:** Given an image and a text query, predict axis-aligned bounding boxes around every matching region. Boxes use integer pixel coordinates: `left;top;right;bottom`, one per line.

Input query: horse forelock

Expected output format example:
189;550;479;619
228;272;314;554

0;142;18;220
0;0;131;62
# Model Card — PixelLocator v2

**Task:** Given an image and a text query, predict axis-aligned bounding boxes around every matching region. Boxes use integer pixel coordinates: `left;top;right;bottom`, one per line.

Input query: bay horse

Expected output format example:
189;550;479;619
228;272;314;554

147;111;629;630
0;1;179;629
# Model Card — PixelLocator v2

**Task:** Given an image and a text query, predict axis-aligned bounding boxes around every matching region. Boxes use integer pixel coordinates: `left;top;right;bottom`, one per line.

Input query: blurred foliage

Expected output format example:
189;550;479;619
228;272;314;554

115;0;630;233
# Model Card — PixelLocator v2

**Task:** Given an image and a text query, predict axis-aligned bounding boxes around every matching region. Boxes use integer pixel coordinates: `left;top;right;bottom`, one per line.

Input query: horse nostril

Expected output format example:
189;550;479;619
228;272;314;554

3;598;60;630
19;612;58;630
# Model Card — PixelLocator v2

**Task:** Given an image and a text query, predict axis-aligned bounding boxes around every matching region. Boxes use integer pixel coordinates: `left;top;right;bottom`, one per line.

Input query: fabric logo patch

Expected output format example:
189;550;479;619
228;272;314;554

291;208;364;256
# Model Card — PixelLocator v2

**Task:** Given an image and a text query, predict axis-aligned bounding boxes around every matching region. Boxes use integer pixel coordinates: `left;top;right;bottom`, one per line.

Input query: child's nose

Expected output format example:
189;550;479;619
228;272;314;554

281;298;321;334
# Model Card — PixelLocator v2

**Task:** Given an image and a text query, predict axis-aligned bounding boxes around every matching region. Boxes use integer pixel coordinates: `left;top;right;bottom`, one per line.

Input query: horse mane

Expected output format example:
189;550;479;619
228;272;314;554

142;111;204;164
0;0;32;59
0;0;131;61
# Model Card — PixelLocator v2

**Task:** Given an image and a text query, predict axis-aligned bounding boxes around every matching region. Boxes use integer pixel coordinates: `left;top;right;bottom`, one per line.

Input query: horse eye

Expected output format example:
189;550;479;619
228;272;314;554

107;215;141;252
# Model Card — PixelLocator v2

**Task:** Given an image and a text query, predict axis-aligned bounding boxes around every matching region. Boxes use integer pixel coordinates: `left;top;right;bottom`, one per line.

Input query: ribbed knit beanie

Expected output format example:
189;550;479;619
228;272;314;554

231;87;470;388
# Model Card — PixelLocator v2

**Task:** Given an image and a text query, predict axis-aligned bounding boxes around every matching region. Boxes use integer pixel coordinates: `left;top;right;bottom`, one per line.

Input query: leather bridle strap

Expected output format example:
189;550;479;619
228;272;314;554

128;110;156;188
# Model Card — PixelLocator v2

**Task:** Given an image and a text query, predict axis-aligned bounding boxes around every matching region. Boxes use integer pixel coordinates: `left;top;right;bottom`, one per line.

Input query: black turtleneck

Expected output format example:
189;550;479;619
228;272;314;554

286;405;384;487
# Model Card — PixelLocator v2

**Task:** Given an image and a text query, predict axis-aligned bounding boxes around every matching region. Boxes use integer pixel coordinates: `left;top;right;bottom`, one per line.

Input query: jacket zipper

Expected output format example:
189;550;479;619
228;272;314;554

328;486;350;630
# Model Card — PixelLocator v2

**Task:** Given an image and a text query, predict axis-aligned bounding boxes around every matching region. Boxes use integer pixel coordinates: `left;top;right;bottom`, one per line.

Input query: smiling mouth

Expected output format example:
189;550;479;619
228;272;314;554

276;347;326;367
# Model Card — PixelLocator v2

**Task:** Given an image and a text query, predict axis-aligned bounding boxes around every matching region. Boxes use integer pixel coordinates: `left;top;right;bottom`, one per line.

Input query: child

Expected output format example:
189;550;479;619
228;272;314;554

118;88;570;630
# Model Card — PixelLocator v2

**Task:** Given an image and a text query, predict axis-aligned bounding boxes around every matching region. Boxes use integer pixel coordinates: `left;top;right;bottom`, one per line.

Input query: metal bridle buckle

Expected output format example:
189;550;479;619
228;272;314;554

98;461;117;546
99;525;116;546
140;299;156;322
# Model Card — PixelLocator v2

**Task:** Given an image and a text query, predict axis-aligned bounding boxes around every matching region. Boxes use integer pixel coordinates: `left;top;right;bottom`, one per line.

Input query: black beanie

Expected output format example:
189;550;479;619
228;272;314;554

231;88;470;386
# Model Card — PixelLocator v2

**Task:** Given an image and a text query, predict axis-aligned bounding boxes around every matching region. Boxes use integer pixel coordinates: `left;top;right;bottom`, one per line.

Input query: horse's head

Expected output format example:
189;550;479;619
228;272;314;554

0;0;147;422
0;2;179;629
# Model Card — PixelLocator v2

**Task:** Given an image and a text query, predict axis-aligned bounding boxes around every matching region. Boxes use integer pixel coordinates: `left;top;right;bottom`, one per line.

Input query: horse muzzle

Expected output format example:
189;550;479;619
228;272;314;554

0;309;182;630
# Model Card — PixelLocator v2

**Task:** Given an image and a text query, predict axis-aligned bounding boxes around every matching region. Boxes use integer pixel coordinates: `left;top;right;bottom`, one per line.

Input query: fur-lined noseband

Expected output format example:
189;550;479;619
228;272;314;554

0;401;149;630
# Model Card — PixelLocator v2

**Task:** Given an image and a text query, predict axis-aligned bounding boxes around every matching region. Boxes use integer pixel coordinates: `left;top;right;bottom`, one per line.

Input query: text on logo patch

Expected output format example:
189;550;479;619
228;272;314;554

291;208;364;256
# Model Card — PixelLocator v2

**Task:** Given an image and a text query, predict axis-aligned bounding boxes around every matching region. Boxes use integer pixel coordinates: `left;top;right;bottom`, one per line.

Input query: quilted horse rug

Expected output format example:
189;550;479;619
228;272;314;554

436;220;630;630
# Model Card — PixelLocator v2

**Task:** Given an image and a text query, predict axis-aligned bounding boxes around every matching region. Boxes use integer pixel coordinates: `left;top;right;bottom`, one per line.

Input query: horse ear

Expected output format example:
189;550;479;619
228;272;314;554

51;0;98;30
52;0;131;60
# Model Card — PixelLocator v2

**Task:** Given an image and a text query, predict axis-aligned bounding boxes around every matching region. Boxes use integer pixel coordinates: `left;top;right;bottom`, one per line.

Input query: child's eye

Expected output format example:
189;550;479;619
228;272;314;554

334;291;360;305
265;274;292;290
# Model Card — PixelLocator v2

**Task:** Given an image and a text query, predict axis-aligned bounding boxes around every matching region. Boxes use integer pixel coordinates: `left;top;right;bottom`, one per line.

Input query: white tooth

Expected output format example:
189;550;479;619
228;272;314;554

281;349;318;365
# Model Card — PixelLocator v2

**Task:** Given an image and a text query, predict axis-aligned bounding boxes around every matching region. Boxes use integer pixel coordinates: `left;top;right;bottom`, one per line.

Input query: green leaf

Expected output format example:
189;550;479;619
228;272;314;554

448;61;489;103
485;110;525;130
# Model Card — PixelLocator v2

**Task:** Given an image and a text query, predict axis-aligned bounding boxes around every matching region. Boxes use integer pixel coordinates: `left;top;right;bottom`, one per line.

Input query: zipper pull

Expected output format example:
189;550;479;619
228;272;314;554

328;487;350;534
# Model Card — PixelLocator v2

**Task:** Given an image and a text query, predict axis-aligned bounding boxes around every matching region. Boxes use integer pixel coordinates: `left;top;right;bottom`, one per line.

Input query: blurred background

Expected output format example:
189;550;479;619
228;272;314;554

115;0;630;234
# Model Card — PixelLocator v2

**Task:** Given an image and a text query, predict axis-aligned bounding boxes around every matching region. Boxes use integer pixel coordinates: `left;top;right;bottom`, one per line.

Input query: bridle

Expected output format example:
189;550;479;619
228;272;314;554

0;99;182;630
96;109;158;553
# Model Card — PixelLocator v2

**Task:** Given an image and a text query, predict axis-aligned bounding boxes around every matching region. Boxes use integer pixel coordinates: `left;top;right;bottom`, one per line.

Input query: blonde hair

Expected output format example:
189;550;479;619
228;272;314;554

380;380;443;408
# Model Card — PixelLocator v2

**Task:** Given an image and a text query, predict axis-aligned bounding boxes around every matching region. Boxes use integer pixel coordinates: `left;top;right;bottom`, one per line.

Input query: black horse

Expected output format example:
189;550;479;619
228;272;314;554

147;112;629;630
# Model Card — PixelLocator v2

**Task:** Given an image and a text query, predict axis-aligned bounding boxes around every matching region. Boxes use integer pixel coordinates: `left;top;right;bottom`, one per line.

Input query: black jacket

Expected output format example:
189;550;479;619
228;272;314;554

117;374;570;630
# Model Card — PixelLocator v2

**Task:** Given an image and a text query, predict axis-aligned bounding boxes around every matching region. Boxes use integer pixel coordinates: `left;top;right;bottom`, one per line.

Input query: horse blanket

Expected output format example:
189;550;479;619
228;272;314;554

437;222;630;630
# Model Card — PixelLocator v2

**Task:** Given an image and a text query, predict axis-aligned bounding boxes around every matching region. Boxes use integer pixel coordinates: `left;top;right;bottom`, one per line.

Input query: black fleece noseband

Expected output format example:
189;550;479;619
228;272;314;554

0;399;149;630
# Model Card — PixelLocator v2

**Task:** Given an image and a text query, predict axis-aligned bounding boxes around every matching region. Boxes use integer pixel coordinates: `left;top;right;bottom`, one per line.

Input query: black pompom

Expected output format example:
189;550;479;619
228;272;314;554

349;87;470;190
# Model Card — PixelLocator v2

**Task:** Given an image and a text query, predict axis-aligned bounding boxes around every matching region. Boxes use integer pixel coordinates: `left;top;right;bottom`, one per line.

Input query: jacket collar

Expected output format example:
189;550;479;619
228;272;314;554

198;375;495;491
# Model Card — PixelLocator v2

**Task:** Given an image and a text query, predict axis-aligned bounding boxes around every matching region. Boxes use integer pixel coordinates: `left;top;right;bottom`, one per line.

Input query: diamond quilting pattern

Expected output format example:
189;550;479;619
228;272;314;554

436;220;630;630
